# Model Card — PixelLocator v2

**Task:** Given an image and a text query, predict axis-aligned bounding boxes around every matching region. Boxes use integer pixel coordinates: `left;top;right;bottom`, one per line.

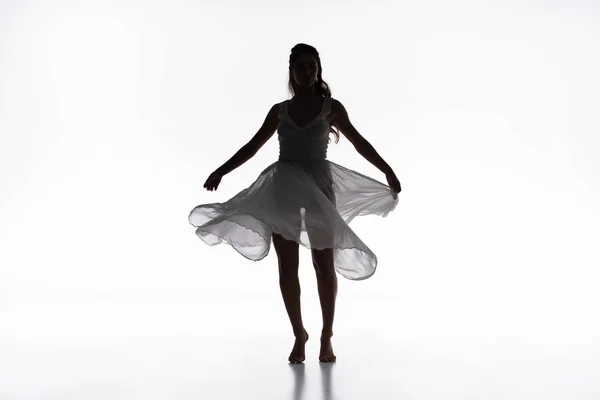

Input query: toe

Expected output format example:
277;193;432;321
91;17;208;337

320;355;336;363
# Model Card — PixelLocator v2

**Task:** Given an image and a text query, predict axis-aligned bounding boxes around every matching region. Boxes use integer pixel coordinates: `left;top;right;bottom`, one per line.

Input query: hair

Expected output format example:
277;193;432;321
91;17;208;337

288;43;340;144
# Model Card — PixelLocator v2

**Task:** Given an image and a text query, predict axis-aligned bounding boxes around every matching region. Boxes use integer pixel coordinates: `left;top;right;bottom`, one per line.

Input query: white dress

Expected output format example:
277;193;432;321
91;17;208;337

188;97;398;280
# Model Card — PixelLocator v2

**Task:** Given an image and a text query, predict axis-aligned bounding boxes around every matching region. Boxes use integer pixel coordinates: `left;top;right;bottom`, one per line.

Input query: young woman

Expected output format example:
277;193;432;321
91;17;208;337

189;43;401;364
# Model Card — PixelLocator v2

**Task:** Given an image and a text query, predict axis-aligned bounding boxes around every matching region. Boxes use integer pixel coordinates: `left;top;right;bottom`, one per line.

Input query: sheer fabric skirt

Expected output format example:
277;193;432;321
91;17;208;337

188;159;398;280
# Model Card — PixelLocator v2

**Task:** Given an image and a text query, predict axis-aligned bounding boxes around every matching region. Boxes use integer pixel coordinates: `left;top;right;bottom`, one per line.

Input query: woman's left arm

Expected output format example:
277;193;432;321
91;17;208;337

332;99;401;192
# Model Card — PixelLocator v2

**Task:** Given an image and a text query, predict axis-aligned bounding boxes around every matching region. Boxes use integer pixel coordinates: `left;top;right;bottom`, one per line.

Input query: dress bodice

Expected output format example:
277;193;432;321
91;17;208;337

277;97;333;162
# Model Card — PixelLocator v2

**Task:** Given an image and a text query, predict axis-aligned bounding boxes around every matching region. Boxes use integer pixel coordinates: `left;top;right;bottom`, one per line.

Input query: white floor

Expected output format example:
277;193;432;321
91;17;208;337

2;303;599;400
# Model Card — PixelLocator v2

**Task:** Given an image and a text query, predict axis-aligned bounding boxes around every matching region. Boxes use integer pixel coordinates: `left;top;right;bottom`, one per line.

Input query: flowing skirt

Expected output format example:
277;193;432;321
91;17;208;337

188;159;398;280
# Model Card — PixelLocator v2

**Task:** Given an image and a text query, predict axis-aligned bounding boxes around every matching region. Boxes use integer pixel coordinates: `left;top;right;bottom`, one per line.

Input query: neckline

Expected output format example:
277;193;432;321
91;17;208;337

285;97;326;130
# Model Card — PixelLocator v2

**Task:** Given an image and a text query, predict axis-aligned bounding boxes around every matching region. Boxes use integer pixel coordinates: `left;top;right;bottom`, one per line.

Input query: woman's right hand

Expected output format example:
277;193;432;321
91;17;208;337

203;170;223;191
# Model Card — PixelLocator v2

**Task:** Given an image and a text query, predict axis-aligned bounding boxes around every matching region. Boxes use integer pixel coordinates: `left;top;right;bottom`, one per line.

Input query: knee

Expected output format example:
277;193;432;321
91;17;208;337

278;257;299;278
273;233;299;278
314;266;336;279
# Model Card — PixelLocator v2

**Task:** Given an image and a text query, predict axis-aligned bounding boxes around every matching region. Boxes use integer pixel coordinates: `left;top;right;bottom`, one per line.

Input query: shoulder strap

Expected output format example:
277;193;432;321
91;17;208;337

278;100;289;122
322;97;332;116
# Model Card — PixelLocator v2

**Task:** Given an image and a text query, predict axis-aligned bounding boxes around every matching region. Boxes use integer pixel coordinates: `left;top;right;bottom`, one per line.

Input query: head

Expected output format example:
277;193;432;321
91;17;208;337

288;43;340;143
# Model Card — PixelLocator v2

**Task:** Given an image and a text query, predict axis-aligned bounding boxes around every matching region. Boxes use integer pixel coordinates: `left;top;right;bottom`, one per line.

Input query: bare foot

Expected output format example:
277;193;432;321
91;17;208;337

289;329;309;364
319;333;336;363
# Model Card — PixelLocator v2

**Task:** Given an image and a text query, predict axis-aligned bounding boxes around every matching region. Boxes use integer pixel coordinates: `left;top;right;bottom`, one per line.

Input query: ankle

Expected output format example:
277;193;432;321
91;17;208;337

321;330;333;338
294;328;308;338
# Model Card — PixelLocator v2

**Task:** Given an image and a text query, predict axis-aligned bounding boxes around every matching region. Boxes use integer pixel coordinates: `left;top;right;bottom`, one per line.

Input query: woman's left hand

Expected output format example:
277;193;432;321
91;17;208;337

385;169;401;194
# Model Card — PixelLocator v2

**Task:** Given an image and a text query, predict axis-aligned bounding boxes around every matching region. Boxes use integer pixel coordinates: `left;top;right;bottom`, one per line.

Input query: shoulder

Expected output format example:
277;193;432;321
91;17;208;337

273;100;288;115
327;97;347;123
258;102;283;132
329;97;345;115
267;101;285;119
326;98;360;143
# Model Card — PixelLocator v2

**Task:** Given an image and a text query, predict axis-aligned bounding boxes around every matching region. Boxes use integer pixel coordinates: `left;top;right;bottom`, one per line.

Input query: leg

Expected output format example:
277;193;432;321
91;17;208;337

272;232;309;363
311;247;338;362
305;181;338;362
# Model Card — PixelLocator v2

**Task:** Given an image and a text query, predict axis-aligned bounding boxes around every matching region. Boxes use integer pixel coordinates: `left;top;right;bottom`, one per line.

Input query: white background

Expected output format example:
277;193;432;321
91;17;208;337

1;0;599;398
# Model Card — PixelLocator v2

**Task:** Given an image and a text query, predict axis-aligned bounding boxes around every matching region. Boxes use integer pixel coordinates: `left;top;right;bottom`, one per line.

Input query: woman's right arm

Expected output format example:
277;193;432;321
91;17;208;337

215;103;280;176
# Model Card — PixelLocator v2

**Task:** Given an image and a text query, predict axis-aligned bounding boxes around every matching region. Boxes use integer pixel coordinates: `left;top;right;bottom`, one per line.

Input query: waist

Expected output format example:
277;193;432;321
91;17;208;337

278;156;327;162
278;149;327;162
